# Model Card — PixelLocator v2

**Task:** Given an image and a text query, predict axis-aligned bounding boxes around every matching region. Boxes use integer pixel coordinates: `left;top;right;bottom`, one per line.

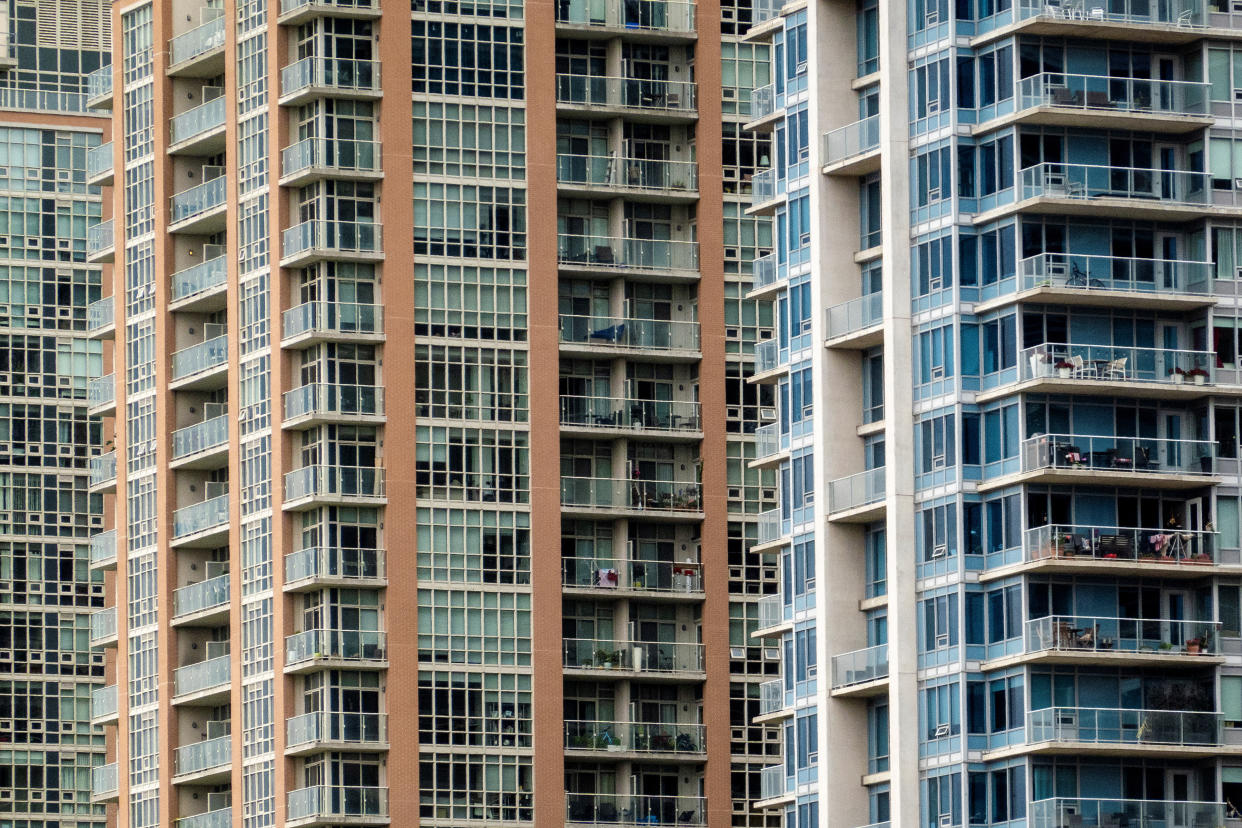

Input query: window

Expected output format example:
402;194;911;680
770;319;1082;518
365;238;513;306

985;493;1021;553
919;502;958;564
986;584;1022;642
912;58;951;120
960;135;1014;197
917;324;955;385
922;592;959;651
982;405;1018;465
922;681;961;739
857;0;879;76
411;20;525;99
914;145;952;207
860;174;882;248
982;316;1017;373
865;525;887;598
918;413;957;473
914;233;953;297
969;766;1026;823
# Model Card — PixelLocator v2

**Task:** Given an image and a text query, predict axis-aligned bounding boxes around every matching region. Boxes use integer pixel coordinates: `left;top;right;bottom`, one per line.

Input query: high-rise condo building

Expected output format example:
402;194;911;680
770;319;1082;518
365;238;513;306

749;1;1242;828
85;0;780;825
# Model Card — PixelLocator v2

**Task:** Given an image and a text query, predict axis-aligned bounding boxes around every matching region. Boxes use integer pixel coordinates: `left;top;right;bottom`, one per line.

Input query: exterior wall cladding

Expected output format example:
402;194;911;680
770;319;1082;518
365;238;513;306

85;0;782;826
746;0;1242;827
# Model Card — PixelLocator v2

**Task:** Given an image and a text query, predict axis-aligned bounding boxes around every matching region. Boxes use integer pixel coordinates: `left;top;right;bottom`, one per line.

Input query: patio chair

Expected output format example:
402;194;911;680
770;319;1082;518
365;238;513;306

1102;357;1127;380
1069;354;1092;378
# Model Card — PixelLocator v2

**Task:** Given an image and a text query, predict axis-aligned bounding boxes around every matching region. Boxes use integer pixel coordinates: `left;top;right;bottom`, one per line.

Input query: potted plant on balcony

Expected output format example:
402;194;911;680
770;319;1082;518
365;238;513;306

1186;636;1204;655
595;648;615;668
1055;360;1074;379
1189;367;1209;385
1169;366;1186;384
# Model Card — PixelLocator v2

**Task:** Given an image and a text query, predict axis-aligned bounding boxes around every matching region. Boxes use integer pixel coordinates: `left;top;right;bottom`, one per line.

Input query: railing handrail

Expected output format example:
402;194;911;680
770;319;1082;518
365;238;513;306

1023;432;1214;448
831;641;887;660
1029;613;1220;626
1020;71;1208;88
1020;341;1214;359
1022;160;1208;176
1019;251;1212;268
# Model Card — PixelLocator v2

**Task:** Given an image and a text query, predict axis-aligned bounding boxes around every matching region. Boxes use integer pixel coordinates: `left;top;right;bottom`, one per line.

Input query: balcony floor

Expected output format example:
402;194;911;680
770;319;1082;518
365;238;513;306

822;148;882;177
973;284;1217;314
829;676;890;699
982;556;1235;583
979;467;1217;492
974;107;1213;137
975;194;1240;225
981;649;1225;671
975;375;1215;404
983;739;1236;761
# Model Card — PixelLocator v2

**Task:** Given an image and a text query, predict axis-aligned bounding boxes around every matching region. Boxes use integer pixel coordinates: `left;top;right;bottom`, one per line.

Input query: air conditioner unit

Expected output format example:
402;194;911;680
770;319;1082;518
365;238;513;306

202;86;224;102
203;243;224;259
202;164;225;180
204;480;229;499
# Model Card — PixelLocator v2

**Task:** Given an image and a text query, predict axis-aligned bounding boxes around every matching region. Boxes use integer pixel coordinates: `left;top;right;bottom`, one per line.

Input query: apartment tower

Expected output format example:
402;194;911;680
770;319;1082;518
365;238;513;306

86;0;781;824
750;0;1242;827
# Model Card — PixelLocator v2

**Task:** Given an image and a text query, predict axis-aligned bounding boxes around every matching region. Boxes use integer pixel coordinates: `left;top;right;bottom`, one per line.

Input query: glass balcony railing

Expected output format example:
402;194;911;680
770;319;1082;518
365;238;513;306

87;295;113;333
92;684;117;720
285;383;383;421
285;465;385;501
559;315;699;351
89;607;116;643
1019;343;1215;387
565;720;705;753
172;415;228;460
87;219;113;257
285;628;387;666
92;762;118;797
1028;706;1222;746
754;422;779;460
555;74;697;114
752;252;778;289
560;477;703;512
556;0;696;31
281;56;380;98
831;643;889;689
760;764;785;800
1024;615;1220;656
756;594;784;629
286;711;387;748
559;395;700;432
176;808;232;828
1018;73;1209;117
287;786;388;822
1023;524;1217;566
285;546;385;584
563;638;704;673
90;451;116;488
170;176;226;225
1020;433;1216;476
757;509;782;544
171;335;228;381
87;142;112;179
171;255;228;303
86;66;112;102
174;654;231;697
1019;252;1212;296
1028;799;1223;828
561;557;703;593
557;154;697;192
88;374;115;409
283;300;382;340
172;493;230;539
750;83;775;120
750;168;777;205
823;115;880;165
283;220;382;260
173;573;230;619
754;339;780;374
282;137;380;179
90;530;116;567
174;734;231;777
759;679;784;715
280;0;379;13
1019;163;1210;206
557;234;698;271
1017;0;1207;26
169;14;225;66
566;794;705;826
170;96;226;146
825;292;883;339
828;467;885;514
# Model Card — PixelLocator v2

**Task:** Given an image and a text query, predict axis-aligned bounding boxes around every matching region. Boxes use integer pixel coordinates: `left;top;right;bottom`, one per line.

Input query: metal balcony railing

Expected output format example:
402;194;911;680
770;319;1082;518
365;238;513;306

555;74;697;114
1018;252;1212;296
1019;162;1209;206
1018;73;1209;117
1028;798;1223;828
1025;615;1220;656
1021;433;1215;476
1019;343;1215;387
1023;524;1217;566
1027;706;1222;747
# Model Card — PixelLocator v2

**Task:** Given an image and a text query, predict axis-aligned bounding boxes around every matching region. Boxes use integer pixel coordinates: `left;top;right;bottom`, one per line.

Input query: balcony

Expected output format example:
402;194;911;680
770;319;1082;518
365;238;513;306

751;339;784;383
173;654;231;705
566;794;705;826
281;300;383;347
169;175;227;234
830;643;889;697
555;0;696;38
279;56;381;106
281;220;383;267
999;433;1216;490
167;14;226;77
170;255;228;312
286;786;388;827
1028;799;1224;828
996;252;1214;311
748;168;782;215
748;252;780;299
758;679;788;719
171;415;229;469
989;615;1224;669
284;629;388;673
173;734;231;784
170;335;228;390
91;684;118;726
86;66;112;110
278;0;382;24
827;467;886;522
285;711;388;756
88;374;115;417
89;529;117;571
562;557;703;598
89;606;117;648
824;292;883;348
753;594;789;637
87;219;114;263
172;573;230;626
176;807;232;828
563;638;705;679
87;295;114;340
1010;0;1208;41
560;477;703;518
1009;524;1217;578
89;451;117;493
750;423;784;470
559;395;700;438
758;764;791;805
1005;73;1210;133
557;153;697;201
822;115;881;175
284;383;384;428
1004;163;1213;223
991;342;1217;402
555;74;697;120
284;546;386;592
565;720;705;759
171;492;231;548
91;762;118;802
1014;706;1223;757
281;138;382;187
558;315;700;359
557;234;698;276
756;509;786;548
746;83;778;131
169;96;226;155
87;142;113;186
283;465;386;510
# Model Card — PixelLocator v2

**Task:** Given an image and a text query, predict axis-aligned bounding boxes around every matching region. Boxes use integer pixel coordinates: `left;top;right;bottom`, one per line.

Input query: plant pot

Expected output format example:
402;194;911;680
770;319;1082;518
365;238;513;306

1186;642;1201;654
1171;374;1184;384
1058;368;1072;379
1195;374;1206;385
